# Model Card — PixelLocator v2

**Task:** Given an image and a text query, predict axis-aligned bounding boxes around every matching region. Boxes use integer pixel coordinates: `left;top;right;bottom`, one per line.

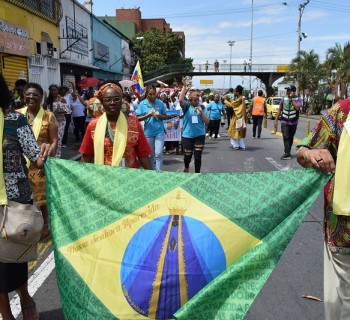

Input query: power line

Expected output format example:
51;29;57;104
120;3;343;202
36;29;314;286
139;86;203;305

143;2;301;20
186;31;296;47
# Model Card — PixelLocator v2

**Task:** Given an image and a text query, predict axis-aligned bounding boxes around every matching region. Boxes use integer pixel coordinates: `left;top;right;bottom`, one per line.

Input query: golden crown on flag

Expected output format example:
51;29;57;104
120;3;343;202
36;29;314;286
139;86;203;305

167;191;190;216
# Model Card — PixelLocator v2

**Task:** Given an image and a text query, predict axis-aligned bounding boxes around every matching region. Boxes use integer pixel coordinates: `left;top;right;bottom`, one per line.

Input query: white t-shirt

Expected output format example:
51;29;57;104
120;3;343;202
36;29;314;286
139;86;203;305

71;98;86;117
64;93;73;114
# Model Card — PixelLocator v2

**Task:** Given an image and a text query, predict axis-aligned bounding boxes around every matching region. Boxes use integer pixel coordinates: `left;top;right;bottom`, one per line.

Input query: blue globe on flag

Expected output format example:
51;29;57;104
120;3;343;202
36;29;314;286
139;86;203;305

121;213;226;319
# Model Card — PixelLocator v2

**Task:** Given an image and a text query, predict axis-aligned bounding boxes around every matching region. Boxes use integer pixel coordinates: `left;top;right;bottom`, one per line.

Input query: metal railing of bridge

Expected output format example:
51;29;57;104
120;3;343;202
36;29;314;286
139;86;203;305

144;64;190;81
192;63;289;73
143;63;289;82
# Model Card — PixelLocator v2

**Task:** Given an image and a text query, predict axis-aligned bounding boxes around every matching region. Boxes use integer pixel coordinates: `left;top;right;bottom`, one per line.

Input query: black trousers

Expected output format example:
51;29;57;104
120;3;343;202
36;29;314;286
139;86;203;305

281;122;298;155
209;119;221;138
252;115;264;138
182;135;205;173
73;116;86;141
225;107;234;128
62;113;71;145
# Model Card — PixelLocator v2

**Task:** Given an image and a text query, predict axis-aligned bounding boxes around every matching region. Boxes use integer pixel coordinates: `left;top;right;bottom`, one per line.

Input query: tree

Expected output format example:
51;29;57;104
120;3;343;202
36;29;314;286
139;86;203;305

290;50;323;113
131;28;193;75
325;42;350;98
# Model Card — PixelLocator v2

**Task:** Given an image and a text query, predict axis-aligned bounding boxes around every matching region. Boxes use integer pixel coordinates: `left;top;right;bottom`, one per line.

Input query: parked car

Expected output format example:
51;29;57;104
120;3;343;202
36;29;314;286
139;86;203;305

266;96;282;119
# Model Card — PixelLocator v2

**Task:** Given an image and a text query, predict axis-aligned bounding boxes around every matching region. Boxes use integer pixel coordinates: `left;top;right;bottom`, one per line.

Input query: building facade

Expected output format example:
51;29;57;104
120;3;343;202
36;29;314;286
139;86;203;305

103;8;186;58
91;16;132;81
59;0;94;86
0;0;61;91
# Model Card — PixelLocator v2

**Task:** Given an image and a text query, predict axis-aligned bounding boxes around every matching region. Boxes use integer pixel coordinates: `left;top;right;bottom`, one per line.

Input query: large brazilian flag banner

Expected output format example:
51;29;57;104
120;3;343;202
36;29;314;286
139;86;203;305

45;158;329;320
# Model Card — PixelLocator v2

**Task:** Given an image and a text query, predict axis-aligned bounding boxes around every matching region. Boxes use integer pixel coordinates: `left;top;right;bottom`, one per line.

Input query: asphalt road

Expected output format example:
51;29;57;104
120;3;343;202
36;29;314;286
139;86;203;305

13;116;325;320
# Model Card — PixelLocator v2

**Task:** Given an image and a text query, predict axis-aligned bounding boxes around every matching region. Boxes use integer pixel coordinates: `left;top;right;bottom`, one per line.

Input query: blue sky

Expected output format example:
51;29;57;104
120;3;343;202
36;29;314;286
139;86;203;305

79;0;350;89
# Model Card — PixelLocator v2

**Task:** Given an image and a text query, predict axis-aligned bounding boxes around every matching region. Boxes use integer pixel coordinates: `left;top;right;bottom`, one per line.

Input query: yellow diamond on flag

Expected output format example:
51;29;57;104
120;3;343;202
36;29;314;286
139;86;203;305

60;187;260;319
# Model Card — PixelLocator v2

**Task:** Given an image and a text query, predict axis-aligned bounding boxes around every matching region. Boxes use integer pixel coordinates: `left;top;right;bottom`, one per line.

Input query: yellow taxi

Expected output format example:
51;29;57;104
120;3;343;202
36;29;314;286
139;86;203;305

266;96;282;119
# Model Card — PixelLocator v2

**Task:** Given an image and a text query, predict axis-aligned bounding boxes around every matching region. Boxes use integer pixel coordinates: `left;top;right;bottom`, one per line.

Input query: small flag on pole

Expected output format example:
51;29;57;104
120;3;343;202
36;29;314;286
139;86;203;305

131;61;144;95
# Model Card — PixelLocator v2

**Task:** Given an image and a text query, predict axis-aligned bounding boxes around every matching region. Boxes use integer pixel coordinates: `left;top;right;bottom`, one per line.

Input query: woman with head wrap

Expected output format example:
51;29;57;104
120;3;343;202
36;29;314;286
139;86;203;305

79;83;152;168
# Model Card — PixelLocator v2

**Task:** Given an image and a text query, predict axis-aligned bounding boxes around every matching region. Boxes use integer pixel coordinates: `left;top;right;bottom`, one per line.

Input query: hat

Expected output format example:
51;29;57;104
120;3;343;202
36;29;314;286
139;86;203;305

285;84;297;92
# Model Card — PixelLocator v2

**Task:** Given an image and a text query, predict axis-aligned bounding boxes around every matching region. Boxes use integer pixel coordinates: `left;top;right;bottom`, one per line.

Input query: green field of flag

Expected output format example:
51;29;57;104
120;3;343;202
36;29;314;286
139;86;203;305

45;158;329;320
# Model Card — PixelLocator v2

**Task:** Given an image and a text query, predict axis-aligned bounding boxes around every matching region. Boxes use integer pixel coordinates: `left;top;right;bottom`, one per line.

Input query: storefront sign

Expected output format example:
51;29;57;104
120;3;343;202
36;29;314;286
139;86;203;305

0;19;30;56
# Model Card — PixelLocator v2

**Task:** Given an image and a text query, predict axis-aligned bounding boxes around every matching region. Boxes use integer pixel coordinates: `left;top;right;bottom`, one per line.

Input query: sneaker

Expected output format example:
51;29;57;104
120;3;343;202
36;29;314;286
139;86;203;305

166;151;170;155
205;133;209;137
211;134;215;138
253;136;256;139
218;134;221;138
280;153;291;160
183;167;189;173
169;149;176;154
238;146;245;151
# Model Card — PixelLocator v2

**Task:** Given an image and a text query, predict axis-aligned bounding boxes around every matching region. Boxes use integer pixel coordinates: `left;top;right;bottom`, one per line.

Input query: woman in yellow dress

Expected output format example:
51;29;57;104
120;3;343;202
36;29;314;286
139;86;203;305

226;85;247;150
19;83;58;239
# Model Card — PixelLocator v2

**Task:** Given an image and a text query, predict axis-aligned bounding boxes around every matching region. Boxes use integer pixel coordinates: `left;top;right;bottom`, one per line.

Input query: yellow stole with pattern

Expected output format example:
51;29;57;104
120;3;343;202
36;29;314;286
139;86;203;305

333;112;350;215
18;106;44;167
94;112;128;166
0;109;8;205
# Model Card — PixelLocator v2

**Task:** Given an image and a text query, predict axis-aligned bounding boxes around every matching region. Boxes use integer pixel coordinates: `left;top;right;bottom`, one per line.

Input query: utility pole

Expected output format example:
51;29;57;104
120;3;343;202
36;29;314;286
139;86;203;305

249;0;254;96
298;0;309;54
228;41;235;88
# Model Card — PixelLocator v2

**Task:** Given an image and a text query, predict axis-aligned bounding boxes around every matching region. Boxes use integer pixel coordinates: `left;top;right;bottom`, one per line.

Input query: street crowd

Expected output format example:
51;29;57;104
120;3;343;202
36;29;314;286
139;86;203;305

0;71;349;320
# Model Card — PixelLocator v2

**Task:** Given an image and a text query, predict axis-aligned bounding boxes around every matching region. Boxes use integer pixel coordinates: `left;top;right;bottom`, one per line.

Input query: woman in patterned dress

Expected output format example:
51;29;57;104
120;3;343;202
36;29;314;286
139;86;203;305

79;83;152;168
44;84;70;158
0;75;50;320
19;83;58;240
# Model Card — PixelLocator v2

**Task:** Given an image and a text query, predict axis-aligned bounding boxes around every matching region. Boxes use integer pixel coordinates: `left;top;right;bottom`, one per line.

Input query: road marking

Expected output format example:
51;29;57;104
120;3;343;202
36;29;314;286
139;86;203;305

266;157;292;171
268;130;300;144
10;252;55;318
28;240;52;271
244;157;255;172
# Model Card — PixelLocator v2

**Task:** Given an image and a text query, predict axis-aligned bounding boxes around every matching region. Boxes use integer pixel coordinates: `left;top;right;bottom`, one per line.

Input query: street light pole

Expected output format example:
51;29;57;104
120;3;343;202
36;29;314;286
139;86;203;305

297;0;309;54
228;40;235;88
223;59;227;89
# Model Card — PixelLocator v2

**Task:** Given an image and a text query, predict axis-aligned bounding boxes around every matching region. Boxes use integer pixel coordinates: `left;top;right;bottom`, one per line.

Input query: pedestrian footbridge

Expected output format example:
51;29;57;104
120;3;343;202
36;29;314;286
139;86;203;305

144;63;290;90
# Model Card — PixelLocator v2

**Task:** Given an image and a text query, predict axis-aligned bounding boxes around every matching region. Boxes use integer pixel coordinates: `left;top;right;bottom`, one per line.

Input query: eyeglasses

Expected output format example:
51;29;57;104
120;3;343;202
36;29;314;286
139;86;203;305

25;92;41;97
103;96;121;104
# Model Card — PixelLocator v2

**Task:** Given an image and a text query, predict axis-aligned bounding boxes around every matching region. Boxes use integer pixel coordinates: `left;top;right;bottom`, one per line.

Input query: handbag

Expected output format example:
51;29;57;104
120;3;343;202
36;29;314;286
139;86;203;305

235;117;246;131
0;201;43;263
